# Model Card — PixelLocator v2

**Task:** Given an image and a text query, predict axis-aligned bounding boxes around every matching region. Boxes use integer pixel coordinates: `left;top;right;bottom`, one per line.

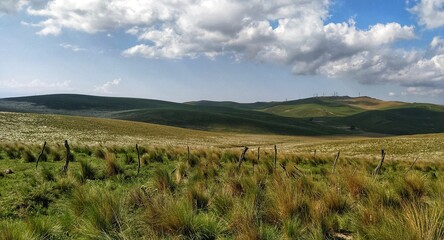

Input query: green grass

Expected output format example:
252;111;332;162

1;142;443;239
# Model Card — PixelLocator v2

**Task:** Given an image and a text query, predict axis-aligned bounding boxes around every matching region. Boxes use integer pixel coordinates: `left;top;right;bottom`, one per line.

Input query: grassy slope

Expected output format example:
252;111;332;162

324;107;444;135
0;94;344;136
190;96;444;135
2;111;444;162
1;94;444;136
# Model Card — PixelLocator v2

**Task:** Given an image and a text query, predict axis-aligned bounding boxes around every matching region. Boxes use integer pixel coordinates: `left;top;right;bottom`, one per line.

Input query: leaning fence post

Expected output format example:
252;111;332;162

35;141;47;171
136;144;141;176
61;140;71;174
238;146;248;171
405;157;419;174
332;150;341;173
374;150;386;175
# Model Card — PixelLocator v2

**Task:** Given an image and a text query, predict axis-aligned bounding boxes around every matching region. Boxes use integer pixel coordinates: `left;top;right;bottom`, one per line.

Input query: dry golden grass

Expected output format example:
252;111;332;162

2;111;444;163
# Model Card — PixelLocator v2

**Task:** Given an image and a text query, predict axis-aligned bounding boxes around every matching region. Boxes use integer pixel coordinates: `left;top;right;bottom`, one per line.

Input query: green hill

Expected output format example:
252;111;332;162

0;94;343;136
1;94;443;136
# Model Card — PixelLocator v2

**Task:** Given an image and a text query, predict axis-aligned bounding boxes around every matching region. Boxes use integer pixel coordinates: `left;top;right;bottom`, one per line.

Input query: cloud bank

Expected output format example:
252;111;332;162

11;0;444;93
0;0;27;14
409;0;444;29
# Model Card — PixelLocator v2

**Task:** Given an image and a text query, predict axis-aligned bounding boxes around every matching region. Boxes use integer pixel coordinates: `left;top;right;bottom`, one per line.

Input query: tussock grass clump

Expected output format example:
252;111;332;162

5;148;21;160
23;150;36;163
127;186;152;209
145;197;226;238
211;192;234;218
79;160;97;180
152;168;176;193
94;148;107;159
402;173;428;199
53;174;77;193
104;154;124;177
189;186;210;211
0;221;31;240
26;217;62;240
19;183;55;214
266;174;310;223
402;202;444;239
40;167;55;182
124;153;135;165
323;190;349;214
50;152;62;161
70;186;126;238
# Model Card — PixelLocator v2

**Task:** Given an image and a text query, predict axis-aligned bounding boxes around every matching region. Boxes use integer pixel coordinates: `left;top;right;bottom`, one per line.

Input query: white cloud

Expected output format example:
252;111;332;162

402;86;444;96
409;0;444;29
59;43;86;52
0;79;72;92
0;0;27;14
94;78;121;94
388;92;396;96
22;0;444;91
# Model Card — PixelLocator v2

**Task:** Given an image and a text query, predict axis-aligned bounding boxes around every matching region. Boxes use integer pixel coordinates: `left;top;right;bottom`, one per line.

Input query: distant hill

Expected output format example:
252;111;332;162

1;94;443;136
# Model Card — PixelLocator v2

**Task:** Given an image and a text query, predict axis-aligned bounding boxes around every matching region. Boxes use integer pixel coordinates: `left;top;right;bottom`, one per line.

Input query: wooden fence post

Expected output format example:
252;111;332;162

374;149;386;175
136;144;141;176
61;140;71;174
238;146;249;171
406;157;419;173
332;150;341;173
35;141;46;170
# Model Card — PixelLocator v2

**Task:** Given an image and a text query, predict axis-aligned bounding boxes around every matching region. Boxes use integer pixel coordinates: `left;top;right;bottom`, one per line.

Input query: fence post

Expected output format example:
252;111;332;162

238;146;249;171
61;140;71;174
35;141;46;171
374;150;386;175
332;150;341;173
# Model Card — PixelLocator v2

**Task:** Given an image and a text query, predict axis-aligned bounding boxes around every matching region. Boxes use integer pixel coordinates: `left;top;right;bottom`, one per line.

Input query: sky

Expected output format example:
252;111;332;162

1;0;444;104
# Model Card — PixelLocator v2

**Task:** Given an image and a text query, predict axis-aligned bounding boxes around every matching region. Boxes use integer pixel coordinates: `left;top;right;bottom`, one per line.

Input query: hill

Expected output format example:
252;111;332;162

0;94;343;136
1;94;443;136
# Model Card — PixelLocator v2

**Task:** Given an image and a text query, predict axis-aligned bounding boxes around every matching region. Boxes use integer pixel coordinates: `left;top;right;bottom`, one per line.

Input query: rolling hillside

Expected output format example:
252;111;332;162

0;94;343;136
1;94;443;135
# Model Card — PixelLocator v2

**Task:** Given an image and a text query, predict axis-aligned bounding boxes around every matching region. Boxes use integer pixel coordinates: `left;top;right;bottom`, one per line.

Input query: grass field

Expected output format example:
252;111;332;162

1;111;444;239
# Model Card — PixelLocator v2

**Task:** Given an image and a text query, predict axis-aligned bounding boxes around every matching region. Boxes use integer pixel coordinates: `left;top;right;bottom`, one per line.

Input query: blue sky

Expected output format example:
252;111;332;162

1;0;444;104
